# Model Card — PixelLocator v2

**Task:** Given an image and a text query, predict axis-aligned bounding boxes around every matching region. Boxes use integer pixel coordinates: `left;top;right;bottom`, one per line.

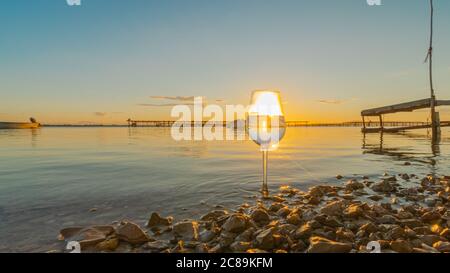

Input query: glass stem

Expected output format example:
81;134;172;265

262;150;269;198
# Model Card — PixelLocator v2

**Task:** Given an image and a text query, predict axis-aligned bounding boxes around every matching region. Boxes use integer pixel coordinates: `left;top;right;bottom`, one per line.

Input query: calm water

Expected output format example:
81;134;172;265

0;127;449;252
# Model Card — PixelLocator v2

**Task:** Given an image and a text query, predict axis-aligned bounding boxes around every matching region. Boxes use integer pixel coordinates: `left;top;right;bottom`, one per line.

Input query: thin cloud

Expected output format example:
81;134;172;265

317;98;359;105
317;99;344;105
150;96;196;101
93;112;107;116
138;102;205;107
141;95;216;107
138;103;186;107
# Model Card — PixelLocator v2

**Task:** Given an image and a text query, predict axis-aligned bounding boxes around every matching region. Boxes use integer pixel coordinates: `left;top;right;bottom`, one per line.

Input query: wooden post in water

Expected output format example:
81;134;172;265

427;0;440;142
379;115;383;131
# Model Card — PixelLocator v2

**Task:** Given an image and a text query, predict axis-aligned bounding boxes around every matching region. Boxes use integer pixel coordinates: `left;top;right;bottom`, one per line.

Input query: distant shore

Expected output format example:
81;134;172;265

55;171;450;253
40;121;434;128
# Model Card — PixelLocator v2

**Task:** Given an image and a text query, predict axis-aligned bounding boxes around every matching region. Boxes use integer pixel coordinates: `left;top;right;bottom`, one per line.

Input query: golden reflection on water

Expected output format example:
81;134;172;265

0;126;450;252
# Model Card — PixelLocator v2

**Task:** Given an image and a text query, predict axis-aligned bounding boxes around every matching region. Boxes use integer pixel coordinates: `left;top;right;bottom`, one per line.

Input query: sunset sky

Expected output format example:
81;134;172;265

1;0;450;124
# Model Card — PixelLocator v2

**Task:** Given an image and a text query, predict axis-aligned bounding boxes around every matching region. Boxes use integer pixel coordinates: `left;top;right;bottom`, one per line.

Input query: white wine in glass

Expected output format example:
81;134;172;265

247;90;286;198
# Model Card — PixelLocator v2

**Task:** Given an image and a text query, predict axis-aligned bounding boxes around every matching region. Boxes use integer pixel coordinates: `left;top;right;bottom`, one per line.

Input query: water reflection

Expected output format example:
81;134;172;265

362;130;440;165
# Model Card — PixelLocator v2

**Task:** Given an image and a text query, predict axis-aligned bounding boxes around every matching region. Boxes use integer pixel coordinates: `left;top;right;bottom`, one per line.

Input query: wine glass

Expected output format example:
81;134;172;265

247;90;286;198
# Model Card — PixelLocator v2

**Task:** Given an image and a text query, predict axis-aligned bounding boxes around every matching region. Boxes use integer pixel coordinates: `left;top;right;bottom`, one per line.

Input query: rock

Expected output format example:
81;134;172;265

404;162;411;166
117;222;150;245
255;228;275;250
200;210;228;221
345;180;365;191
336;228;355;243
235;227;255;242
58;227;84;240
58;226;115;249
431;224;443;234
251;209;270;225
219;231;238;247
398;219;422;228
246;249;268;253
401;174;410;180
368;195;384;201
433;241;450;252
358;222;378;235
279;185;298;195
421;211;441;223
144;240;171;251
302;209;317;221
307;195;321;205
208;244;222;253
276;207;291;218
222;214;247;233
147;212;173;228
396;210;414;220
371;180;395;193
425;197;437;207
291;240;307;252
386;226;405;240
377;215;397;224
320;200;344;216
199;230;216;243
384;176;397;182
343;204;363;219
294;222;313;239
336;175;343;180
323;216;343;228
306;236;352;253
417;243;439;253
419;235;442;246
390;239;413;253
391;197;399;204
286;213;302;225
96;237;119;251
269;203;284;212
230;241;252;252
404;226;417;238
173;221;199;241
440;228;450;239
277;224;296;235
309;186;326;198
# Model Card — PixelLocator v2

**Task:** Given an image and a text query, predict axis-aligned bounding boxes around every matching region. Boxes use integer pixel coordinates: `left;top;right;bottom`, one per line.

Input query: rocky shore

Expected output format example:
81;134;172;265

56;172;450;253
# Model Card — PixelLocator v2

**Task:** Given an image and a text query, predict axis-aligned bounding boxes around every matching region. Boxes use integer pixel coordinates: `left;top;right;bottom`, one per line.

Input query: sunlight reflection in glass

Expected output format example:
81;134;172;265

247;90;286;198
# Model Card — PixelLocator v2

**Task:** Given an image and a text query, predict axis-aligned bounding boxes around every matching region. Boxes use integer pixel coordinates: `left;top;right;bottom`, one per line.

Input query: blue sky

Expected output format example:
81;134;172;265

1;0;450;124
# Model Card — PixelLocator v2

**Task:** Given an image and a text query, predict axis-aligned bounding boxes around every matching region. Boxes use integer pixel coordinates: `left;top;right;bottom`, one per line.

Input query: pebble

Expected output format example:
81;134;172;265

306;236;352;253
54;172;450;253
371;180;395;193
173;221;199;241
222;214;248;233
117;222;150;245
147;212;173;228
250;208;270;225
390;239;413;253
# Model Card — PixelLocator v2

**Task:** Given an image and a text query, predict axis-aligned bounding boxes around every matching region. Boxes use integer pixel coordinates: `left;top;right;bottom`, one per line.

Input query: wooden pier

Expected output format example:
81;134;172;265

361;99;450;133
361;0;449;139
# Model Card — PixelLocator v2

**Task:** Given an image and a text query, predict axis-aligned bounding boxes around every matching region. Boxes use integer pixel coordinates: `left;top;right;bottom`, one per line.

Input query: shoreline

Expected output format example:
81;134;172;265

55;171;450;253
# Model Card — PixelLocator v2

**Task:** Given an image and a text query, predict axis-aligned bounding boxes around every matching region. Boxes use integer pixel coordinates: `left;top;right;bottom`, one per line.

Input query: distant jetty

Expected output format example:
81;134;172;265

126;119;431;128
